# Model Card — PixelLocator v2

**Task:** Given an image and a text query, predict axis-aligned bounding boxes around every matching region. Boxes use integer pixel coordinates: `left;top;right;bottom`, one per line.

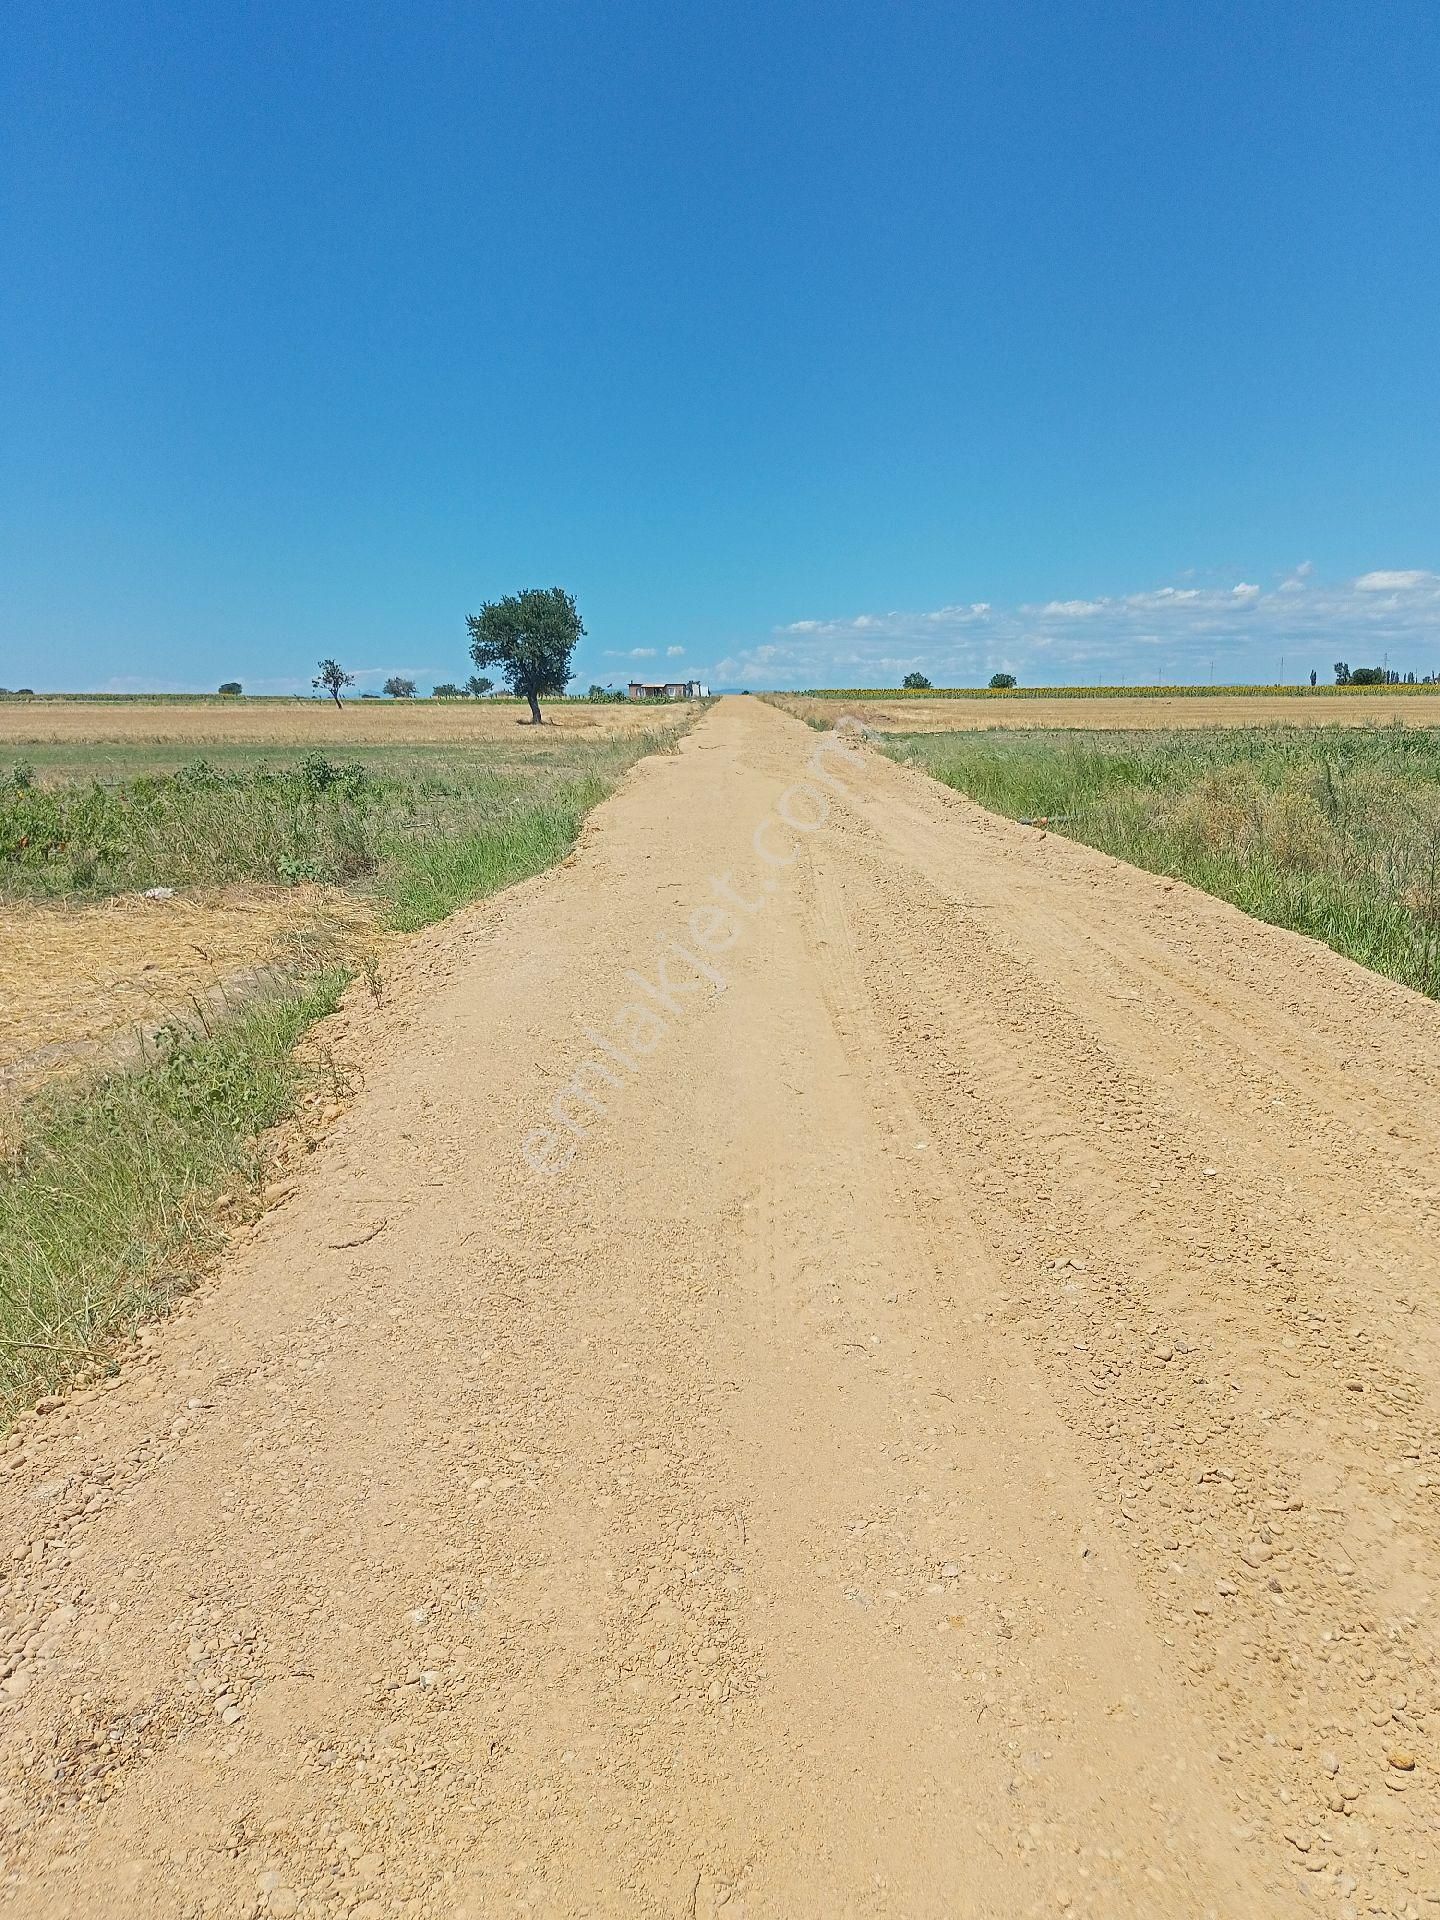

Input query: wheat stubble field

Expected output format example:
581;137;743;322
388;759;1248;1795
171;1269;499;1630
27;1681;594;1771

2;695;1439;1917
772;689;1440;732
0;697;687;764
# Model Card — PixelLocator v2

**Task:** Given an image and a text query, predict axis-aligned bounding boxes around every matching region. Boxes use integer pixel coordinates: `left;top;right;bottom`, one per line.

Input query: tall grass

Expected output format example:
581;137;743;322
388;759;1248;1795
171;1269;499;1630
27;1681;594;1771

1;735;674;928
0;972;347;1414
383;774;610;931
894;726;1440;998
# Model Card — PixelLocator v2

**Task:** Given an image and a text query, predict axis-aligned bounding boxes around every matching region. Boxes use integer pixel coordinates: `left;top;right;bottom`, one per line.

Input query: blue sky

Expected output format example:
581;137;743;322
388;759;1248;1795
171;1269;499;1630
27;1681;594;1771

2;1;1437;693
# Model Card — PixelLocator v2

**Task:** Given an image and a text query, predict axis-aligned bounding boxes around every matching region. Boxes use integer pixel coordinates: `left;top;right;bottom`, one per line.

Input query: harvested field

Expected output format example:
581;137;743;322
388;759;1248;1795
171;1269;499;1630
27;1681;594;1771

0;887;370;1100
5;696;1440;1916
0;696;693;763
771;690;1440;731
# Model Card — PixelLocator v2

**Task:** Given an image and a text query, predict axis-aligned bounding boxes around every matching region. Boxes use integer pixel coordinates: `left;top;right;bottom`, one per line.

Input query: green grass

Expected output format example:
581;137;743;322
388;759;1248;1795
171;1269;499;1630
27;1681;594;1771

2;735;675;929
382;772;612;930
0;971;348;1415
891;726;1440;998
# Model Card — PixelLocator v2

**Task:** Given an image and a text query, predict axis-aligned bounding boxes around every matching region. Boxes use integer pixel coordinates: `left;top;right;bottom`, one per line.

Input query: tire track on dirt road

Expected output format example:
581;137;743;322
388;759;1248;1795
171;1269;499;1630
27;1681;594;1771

1;697;1436;1918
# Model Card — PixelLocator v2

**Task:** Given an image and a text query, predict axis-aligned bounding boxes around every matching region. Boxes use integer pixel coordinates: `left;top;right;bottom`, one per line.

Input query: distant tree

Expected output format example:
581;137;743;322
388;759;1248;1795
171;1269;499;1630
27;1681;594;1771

465;674;495;698
218;681;242;696
1333;661;1351;685
383;675;417;698
1349;666;1384;686
467;587;583;724
432;681;464;698
989;672;1017;689
902;671;933;691
313;658;355;707
1310;669;1317;687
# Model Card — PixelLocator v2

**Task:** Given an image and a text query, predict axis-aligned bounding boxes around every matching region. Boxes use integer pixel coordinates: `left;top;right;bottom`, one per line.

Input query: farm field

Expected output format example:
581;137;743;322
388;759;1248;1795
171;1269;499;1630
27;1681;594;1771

0;694;692;769
0;886;367;1100
771;688;1440;731
4;695;1440;1916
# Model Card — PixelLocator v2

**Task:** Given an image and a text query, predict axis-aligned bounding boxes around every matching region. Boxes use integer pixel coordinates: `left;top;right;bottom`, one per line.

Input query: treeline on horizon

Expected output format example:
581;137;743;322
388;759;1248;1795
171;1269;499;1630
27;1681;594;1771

794;680;1440;700
6;681;1440;705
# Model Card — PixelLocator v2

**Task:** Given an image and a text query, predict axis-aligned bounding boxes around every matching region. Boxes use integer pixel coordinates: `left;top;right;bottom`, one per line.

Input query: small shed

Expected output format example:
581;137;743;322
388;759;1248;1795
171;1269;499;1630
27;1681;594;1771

627;678;707;701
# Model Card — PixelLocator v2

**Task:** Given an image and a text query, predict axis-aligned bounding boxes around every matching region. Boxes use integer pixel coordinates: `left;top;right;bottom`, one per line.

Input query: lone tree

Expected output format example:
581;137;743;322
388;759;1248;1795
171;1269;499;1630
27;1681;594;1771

466;673;494;698
989;671;1017;689
467;588;583;724
902;671;932;691
1334;661;1351;685
218;681;242;696
313;658;355;707
432;681;463;698
383;675;417;698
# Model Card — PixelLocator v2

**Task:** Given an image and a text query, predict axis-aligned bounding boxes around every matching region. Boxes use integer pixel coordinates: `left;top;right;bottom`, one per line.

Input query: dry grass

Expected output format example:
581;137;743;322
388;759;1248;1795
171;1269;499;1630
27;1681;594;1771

0;697;693;753
0;887;374;1101
770;692;1440;733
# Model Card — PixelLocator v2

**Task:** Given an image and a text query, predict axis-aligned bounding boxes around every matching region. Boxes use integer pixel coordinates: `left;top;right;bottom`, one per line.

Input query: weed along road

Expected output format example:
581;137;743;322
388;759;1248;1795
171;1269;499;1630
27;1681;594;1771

6;696;1440;1919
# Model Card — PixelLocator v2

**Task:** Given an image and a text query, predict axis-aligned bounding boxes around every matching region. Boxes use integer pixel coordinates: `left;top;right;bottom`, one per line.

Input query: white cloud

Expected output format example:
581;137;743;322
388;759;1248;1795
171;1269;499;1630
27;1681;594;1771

1355;570;1435;591
666;645;684;657
603;647;658;659
1123;588;1200;607
709;567;1440;689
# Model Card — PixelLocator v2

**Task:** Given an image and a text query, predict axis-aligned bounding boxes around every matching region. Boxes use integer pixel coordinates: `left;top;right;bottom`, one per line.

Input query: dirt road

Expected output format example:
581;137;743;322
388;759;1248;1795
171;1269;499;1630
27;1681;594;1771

4;696;1439;1919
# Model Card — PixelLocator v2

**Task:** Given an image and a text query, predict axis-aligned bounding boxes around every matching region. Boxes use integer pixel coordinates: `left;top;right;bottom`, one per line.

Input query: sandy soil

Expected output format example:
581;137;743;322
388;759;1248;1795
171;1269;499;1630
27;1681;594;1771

2;696;1439;1917
773;692;1440;731
0;701;693;750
